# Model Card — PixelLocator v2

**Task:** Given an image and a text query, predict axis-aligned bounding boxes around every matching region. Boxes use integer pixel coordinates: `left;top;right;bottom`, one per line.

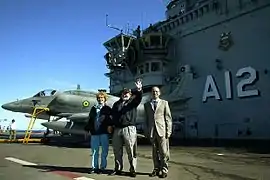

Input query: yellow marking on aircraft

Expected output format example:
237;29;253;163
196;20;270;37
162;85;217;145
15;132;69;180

82;100;90;107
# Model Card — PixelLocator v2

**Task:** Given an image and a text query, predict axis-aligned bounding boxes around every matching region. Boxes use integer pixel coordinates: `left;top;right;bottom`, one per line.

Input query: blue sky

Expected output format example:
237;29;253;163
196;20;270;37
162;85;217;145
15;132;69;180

0;0;166;130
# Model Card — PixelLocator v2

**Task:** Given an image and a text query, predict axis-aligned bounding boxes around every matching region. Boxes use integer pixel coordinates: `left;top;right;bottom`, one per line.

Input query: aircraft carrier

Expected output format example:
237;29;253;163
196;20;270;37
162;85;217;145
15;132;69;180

103;0;270;141
1;1;270;180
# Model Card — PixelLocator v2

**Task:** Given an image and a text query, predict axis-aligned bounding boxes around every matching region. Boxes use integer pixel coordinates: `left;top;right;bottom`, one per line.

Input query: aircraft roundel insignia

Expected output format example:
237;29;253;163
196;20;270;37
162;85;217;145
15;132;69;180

82;100;89;107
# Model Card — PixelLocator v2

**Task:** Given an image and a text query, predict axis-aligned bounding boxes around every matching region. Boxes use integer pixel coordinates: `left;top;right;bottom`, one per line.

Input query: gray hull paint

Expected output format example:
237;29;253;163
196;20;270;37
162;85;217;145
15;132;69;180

166;2;270;139
104;0;270;140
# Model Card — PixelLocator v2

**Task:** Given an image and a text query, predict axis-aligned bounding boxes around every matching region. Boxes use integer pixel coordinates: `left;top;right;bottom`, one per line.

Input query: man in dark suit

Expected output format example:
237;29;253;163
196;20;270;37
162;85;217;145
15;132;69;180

109;79;143;177
84;91;112;174
144;86;172;178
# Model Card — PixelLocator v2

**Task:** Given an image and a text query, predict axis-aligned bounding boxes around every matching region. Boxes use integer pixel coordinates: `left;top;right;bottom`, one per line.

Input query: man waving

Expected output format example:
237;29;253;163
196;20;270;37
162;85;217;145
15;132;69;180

110;79;143;177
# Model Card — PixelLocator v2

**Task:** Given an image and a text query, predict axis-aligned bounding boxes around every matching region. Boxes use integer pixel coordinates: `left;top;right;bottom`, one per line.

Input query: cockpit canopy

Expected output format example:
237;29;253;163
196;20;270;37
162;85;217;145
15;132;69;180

63;90;96;97
33;89;57;97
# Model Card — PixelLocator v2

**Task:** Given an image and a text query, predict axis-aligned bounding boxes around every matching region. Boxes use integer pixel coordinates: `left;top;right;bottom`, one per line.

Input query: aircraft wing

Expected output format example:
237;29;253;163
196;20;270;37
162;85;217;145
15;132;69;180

41;120;146;138
24;112;89;123
24;112;89;122
57;112;89;123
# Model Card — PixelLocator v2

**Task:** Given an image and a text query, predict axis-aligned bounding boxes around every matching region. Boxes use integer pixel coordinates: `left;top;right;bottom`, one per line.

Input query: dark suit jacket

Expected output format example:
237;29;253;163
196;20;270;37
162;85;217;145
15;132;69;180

111;90;142;128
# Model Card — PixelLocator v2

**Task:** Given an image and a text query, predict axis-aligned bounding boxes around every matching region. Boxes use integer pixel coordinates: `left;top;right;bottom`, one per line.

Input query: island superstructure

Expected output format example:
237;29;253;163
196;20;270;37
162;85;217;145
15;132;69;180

102;0;270;141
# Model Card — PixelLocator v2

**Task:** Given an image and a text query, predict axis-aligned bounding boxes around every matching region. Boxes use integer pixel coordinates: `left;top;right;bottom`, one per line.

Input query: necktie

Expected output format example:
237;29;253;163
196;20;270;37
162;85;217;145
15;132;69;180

153;100;157;111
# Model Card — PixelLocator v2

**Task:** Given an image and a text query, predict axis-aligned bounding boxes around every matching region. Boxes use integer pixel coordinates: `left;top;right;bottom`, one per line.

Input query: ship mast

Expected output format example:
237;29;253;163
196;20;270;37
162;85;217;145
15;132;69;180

103;14;138;94
103;12;173;96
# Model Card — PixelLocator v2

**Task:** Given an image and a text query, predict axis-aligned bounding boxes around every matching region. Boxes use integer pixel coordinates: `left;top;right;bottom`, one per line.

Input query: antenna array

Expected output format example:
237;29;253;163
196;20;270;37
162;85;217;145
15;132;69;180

105;14;136;37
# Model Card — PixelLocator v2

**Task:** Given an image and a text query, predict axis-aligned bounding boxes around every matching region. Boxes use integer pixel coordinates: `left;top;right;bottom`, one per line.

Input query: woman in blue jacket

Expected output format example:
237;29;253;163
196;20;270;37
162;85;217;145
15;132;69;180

84;91;112;174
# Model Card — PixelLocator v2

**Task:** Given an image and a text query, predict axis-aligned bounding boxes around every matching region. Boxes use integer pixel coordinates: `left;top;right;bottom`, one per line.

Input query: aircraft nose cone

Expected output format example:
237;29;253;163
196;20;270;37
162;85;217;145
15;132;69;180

2;103;13;111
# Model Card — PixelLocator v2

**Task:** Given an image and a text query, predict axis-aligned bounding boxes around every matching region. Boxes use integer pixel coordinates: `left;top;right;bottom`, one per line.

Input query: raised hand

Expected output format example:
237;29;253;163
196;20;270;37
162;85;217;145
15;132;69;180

107;126;113;133
135;78;142;91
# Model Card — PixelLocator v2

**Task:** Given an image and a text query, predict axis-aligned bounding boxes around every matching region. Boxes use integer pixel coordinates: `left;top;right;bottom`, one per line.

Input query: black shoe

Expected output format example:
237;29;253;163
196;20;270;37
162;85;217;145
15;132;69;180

109;170;122;176
88;169;95;174
89;168;100;174
99;169;105;174
159;172;168;178
149;169;159;177
130;172;136;177
96;169;102;174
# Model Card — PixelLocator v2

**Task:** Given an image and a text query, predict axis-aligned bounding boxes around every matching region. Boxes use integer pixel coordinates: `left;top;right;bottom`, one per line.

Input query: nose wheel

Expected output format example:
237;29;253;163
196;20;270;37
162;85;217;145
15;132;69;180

43;126;50;137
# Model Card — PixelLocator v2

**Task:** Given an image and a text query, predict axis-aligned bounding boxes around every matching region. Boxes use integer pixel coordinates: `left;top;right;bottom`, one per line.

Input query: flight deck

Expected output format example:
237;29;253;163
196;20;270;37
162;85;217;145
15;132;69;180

0;143;269;180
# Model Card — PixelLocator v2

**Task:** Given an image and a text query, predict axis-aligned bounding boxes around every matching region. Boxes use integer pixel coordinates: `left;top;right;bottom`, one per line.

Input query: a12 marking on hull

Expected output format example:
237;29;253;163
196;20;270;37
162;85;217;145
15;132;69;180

202;67;260;102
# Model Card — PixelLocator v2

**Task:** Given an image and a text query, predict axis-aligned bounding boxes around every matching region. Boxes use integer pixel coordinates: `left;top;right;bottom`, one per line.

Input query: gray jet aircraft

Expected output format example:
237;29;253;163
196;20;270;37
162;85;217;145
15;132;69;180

1;89;146;137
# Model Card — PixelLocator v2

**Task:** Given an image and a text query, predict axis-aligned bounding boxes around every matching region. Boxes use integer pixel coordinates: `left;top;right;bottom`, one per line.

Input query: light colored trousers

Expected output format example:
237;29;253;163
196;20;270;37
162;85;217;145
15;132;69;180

151;129;170;173
112;126;137;172
90;134;109;170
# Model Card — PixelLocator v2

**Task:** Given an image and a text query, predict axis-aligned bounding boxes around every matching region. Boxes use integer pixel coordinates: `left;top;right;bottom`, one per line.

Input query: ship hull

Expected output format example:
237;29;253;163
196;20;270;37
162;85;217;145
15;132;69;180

169;2;270;140
104;0;270;141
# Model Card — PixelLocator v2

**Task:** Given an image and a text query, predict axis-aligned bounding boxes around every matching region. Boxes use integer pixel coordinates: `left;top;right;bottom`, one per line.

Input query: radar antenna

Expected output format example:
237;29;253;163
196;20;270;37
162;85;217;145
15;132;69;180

105;14;137;37
125;22;129;34
105;14;135;60
106;14;123;33
104;14;140;89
